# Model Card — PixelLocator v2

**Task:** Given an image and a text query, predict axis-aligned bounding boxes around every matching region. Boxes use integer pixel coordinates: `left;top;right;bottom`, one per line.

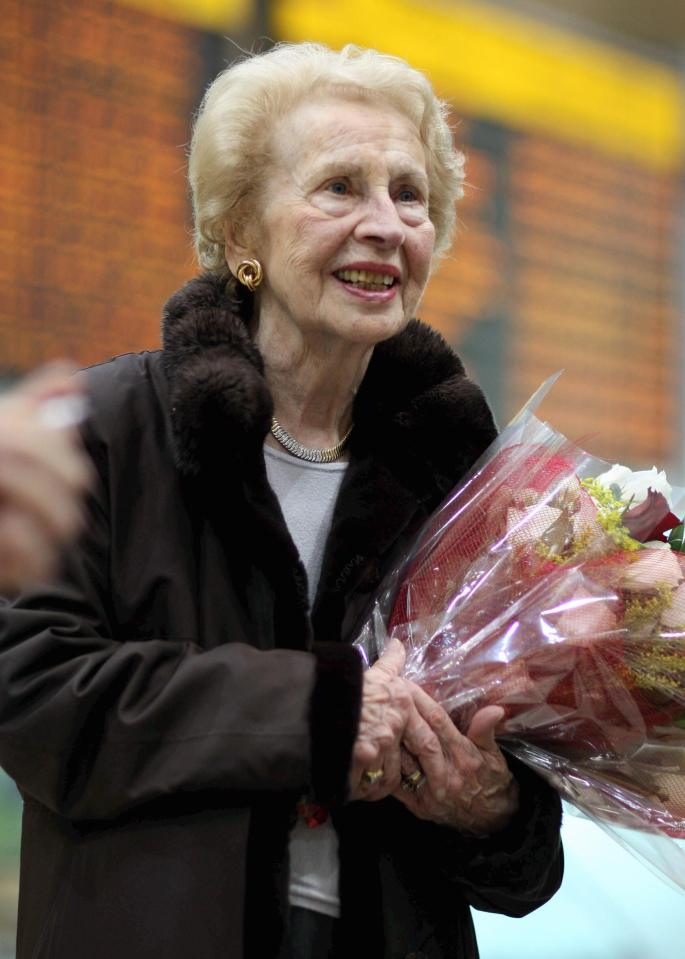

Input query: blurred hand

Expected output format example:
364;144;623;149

394;685;519;835
349;640;458;803
0;363;92;593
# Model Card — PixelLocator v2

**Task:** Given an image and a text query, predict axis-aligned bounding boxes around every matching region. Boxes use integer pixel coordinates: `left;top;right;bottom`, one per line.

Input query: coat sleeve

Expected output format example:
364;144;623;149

413;755;564;916
0;386;363;823
338;754;562;919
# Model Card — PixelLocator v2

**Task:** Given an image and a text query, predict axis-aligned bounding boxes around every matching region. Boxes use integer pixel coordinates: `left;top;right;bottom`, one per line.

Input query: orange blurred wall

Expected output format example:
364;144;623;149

2;0;203;370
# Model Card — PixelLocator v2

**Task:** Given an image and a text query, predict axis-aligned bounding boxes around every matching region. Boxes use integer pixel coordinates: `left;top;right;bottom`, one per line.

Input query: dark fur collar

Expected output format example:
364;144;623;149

161;272;496;502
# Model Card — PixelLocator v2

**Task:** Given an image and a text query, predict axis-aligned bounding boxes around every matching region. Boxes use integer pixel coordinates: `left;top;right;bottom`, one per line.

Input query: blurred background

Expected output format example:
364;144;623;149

3;0;685;955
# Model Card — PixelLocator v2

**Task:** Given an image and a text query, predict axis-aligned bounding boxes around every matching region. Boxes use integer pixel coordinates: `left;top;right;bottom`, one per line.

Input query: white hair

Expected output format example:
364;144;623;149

189;42;465;273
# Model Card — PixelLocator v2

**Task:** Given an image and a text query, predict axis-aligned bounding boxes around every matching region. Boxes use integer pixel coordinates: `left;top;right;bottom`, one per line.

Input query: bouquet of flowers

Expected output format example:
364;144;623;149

356;378;685;890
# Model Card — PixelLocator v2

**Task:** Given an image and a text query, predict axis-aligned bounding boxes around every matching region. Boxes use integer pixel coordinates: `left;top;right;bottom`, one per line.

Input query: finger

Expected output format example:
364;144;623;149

349;748;375;799
358;756;401;803
15;363;81;405
0;419;92;493
381;743;401;793
0;510;58;592
350;748;401;802
407;681;465;751
0;458;85;541
352;738;380;770
399;746;417;777
401;699;447;799
371;637;405;679
0;369;89;459
0;422;91;492
398;747;429;795
466;706;505;752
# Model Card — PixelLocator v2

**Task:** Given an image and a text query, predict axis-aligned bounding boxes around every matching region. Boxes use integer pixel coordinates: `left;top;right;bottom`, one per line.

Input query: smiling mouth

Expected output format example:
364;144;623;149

334;268;398;291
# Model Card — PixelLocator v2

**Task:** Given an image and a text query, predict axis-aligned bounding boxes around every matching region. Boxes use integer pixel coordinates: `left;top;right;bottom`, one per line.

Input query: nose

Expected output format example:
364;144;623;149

354;191;406;249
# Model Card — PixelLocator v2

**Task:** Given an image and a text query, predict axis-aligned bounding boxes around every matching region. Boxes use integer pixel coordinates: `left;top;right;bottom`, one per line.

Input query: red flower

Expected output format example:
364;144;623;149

623;489;681;543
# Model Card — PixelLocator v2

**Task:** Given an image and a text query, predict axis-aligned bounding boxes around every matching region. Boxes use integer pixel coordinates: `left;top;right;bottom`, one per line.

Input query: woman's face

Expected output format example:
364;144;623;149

248;95;436;346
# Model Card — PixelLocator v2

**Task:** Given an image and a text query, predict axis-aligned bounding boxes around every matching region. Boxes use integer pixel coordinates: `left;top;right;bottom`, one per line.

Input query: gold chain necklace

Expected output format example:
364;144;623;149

270;417;353;463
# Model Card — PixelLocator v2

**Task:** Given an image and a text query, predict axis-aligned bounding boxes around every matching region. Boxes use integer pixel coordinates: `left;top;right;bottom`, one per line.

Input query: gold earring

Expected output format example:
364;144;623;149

236;258;263;292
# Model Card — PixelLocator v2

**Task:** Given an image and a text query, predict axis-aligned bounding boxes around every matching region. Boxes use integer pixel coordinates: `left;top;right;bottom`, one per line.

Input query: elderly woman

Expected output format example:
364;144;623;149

0;43;562;959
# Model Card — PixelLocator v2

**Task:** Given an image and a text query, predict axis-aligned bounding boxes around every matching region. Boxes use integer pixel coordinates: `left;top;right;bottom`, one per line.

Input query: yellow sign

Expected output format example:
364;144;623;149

116;0;250;32
273;0;683;170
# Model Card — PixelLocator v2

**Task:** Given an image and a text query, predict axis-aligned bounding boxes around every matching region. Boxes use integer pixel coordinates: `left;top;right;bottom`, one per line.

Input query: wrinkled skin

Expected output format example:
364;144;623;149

350;640;519;833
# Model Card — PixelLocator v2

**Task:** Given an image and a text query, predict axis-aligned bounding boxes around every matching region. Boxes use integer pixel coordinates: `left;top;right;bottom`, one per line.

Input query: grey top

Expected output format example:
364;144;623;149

264;443;349;919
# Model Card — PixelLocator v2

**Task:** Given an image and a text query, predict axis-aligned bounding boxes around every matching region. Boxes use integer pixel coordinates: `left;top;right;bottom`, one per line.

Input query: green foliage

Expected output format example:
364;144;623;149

667;523;685;553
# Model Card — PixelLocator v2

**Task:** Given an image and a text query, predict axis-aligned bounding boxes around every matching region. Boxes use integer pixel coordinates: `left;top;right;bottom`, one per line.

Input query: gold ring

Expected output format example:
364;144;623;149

401;769;426;794
362;769;384;785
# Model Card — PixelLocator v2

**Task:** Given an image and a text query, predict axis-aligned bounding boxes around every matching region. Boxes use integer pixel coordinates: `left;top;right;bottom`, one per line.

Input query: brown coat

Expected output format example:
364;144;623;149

0;274;562;959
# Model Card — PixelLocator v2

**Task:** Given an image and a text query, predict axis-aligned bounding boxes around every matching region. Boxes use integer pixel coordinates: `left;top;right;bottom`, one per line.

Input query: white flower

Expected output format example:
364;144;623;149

594;463;673;507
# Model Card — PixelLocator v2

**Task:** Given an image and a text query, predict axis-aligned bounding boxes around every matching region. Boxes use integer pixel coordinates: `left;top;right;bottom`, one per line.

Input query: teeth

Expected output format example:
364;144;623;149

336;269;395;286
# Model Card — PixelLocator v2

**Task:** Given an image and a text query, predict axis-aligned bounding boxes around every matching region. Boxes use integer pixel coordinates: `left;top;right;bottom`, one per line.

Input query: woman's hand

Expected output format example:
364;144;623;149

0;364;92;592
349;640;452;803
394;683;519;835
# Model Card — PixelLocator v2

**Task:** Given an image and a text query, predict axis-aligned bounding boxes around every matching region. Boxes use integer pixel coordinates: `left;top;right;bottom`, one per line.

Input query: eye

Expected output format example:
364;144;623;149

397;186;420;203
327;180;350;196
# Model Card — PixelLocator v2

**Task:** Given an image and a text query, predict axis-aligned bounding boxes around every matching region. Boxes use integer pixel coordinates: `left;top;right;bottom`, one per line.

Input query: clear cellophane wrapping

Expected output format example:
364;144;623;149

355;407;685;892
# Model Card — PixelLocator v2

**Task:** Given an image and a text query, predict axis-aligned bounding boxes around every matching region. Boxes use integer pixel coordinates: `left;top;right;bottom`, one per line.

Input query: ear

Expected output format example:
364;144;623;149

223;218;252;276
